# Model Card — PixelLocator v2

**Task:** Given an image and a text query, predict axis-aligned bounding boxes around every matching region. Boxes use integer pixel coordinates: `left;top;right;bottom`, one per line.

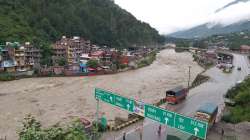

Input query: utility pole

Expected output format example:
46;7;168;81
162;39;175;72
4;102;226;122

188;66;191;91
94;99;100;140
96;99;100;124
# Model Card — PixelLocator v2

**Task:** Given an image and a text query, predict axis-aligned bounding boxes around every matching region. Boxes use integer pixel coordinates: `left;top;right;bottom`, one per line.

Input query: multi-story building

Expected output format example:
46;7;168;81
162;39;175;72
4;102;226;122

52;36;92;65
14;45;26;71
24;42;41;68
0;42;41;72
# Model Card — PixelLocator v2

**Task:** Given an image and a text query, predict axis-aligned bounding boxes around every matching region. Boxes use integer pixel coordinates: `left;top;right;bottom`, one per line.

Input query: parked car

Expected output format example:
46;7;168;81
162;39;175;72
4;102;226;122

166;86;187;104
237;67;241;71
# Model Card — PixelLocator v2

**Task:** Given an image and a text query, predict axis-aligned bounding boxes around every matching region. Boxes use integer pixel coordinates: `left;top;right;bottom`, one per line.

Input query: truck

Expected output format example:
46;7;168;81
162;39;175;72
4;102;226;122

194;103;218;129
166;86;187;104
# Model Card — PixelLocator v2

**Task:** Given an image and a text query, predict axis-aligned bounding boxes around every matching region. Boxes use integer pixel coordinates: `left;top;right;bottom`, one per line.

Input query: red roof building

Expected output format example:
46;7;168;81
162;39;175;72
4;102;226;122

240;45;250;54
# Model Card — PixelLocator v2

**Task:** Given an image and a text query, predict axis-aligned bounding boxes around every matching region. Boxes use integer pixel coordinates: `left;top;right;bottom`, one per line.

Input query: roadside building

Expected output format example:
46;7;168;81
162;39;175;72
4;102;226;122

52;36;92;65
0;47;3;63
205;49;217;59
52;37;68;65
14;45;26;72
24;42;41;69
1;60;16;72
90;50;104;62
79;53;91;64
0;42;41;73
0;47;4;72
240;45;250;54
119;55;129;65
102;51;113;66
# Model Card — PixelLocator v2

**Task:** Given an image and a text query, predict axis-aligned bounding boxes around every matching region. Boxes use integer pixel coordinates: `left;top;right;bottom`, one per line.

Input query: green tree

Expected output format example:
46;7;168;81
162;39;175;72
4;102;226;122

18;115;91;140
87;59;98;68
58;58;67;66
0;0;163;50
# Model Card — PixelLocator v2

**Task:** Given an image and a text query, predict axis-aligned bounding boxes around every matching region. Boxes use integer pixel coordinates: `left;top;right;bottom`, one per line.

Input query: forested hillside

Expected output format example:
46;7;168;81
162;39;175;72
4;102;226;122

0;0;164;48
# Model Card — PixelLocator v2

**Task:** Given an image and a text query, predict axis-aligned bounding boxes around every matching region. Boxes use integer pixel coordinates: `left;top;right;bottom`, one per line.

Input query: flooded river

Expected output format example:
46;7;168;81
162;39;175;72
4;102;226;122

0;49;203;139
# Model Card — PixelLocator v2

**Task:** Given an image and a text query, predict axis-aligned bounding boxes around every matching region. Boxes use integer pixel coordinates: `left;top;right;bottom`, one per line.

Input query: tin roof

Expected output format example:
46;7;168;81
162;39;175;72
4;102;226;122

168;86;184;93
197;103;218;115
91;51;104;56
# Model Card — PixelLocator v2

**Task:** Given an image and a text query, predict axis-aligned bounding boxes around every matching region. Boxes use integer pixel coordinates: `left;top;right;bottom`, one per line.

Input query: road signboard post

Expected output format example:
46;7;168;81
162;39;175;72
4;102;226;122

113;94;134;112
95;88;115;105
94;88;208;139
144;104;208;139
174;113;208;139
144;104;175;127
95;88;134;112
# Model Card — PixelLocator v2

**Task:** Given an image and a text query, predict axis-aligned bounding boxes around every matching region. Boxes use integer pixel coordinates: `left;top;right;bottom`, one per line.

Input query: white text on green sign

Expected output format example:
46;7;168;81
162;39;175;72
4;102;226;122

95;88;134;112
144;104;175;127
174;113;208;139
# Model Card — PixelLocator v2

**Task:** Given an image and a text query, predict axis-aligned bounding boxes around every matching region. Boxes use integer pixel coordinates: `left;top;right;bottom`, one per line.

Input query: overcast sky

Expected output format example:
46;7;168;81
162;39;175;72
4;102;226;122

115;0;250;34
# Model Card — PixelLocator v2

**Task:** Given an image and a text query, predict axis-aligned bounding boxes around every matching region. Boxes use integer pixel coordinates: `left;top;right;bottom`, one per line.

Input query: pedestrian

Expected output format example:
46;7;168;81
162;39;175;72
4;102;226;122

123;132;126;140
158;125;162;136
221;128;224;140
139;131;142;140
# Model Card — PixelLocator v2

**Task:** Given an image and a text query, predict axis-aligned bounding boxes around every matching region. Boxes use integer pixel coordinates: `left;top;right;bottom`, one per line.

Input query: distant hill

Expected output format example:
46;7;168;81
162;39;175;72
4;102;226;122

169;20;250;39
0;0;163;48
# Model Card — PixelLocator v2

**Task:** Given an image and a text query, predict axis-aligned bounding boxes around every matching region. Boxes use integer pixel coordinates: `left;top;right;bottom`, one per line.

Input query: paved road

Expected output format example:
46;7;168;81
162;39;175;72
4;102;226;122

115;54;249;140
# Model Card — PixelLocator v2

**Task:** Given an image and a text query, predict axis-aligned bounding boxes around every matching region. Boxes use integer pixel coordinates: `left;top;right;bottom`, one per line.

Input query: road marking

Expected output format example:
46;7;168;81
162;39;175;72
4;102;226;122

194;127;199;136
165;117;169;124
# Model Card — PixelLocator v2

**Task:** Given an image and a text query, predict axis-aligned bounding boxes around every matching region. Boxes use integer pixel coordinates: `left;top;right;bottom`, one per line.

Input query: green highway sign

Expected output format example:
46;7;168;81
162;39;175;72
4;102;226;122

144;104;208;139
144;104;175;127
95;88;134;112
95;88;208;139
174;113;208;139
95;88;115;104
113;94;134;112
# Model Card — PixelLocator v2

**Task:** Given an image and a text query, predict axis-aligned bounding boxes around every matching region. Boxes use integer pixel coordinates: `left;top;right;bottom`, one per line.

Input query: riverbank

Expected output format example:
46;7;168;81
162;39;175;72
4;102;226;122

0;49;203;139
0;51;158;82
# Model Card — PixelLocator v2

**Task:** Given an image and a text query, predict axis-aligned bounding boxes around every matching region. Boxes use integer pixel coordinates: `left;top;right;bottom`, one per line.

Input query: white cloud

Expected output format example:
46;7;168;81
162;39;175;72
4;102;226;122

115;0;250;34
208;1;250;26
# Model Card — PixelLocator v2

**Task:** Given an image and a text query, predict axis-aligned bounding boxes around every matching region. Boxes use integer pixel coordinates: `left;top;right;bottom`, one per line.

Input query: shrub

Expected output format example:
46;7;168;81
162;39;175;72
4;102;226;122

18;115;93;140
0;73;15;81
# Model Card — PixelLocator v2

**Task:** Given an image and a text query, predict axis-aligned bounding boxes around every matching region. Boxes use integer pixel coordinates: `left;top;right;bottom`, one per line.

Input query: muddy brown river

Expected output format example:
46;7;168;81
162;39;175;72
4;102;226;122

0;49;203;139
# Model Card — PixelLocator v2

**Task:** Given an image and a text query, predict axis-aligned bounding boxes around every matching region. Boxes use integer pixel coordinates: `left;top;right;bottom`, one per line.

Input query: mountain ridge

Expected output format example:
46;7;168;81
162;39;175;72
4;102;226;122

0;0;163;48
169;20;250;39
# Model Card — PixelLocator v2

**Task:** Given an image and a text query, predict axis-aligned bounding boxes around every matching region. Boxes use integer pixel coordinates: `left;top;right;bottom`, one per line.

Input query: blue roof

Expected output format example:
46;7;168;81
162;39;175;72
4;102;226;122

197;103;218;115
1;60;16;68
168;86;184;93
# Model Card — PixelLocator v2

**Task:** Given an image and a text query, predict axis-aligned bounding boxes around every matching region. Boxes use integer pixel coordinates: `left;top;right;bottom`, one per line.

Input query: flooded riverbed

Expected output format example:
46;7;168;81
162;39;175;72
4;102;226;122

0;49;203;139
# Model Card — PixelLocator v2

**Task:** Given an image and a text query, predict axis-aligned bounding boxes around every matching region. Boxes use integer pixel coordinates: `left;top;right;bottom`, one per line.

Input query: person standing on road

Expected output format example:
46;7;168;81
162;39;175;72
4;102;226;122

158;125;162;136
139;131;142;140
221;128;224;140
123;132;126;140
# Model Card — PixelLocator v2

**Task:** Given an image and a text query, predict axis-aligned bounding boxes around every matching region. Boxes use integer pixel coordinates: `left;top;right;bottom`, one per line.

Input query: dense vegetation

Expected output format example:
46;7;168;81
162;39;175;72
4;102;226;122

18;115;99;140
137;51;156;68
206;30;250;49
165;37;192;48
223;77;250;123
0;72;16;81
0;0;164;49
